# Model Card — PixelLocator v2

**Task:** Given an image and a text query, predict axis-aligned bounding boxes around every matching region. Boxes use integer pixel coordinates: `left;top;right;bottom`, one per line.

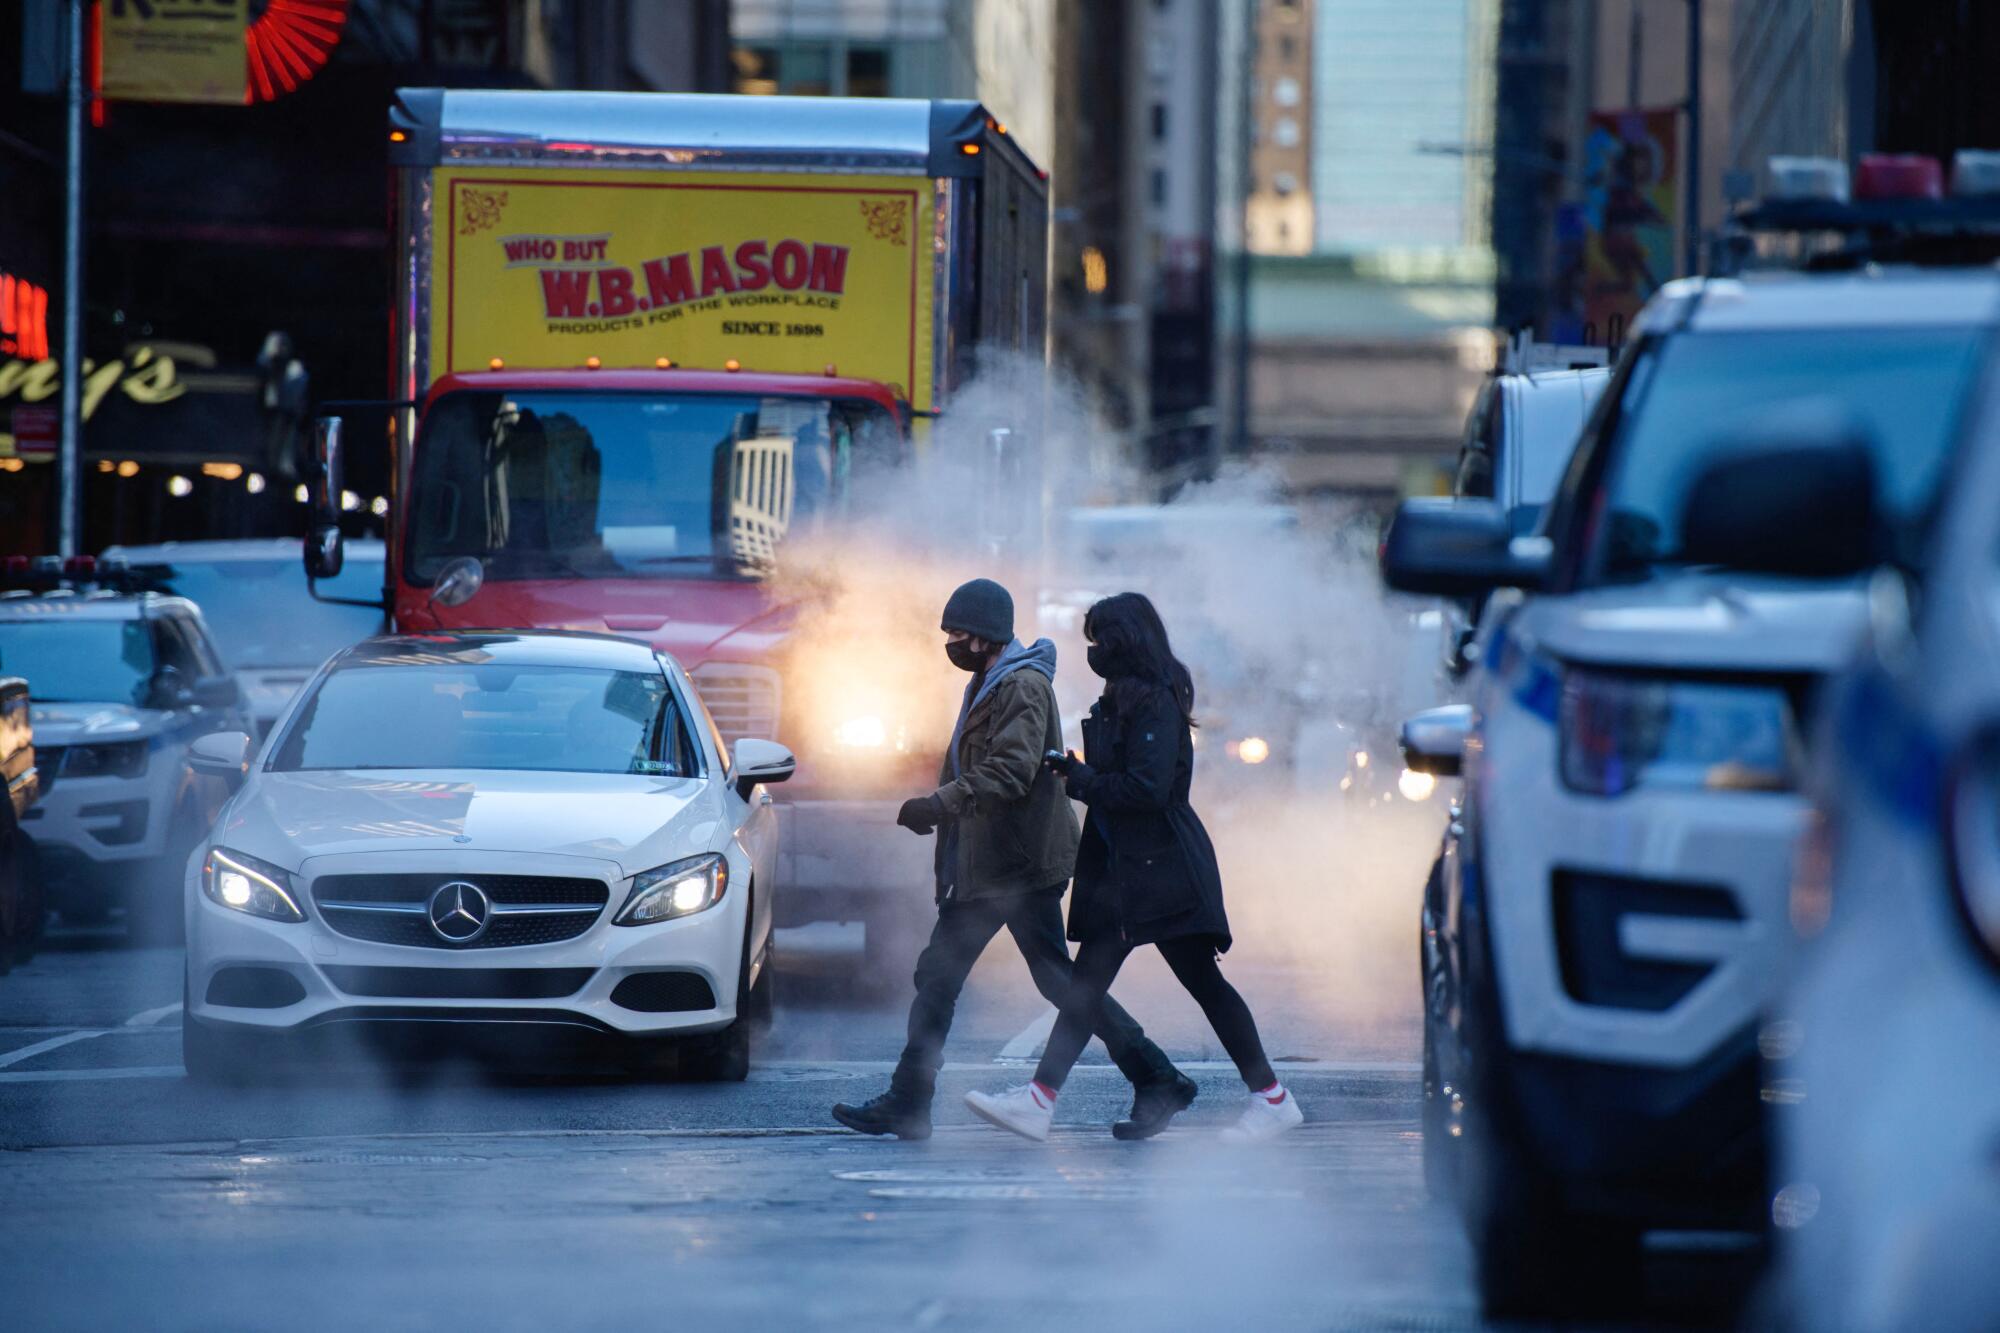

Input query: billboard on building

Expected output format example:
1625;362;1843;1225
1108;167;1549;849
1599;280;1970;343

101;0;248;105
1567;107;1680;346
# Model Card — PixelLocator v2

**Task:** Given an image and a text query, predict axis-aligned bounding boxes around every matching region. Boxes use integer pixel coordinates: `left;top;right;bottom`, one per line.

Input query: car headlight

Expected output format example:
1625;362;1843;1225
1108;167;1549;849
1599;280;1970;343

1559;668;1796;797
1398;767;1438;801
616;852;728;925
62;740;148;780
201;847;305;923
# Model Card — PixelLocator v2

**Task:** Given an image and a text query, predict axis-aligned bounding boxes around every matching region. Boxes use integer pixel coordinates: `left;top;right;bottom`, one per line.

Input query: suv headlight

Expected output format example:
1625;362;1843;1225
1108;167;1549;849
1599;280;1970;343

616;852;728;925
62;741;148;780
201;847;305;922
1559;668;1797;797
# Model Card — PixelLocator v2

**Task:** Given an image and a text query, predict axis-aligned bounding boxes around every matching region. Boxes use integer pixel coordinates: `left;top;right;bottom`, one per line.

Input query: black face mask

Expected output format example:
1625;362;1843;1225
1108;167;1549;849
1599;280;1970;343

946;639;986;672
1086;643;1128;679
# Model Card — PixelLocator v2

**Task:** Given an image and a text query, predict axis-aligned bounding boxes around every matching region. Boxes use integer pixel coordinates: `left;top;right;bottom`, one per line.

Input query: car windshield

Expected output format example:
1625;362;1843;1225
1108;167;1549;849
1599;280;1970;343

405;390;900;586
0;618;155;705
1591;327;1990;581
128;557;383;669
271;661;697;776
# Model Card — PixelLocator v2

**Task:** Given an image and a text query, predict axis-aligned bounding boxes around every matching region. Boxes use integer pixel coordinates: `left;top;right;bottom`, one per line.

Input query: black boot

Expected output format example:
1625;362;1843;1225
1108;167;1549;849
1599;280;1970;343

832;1065;935;1140
1113;1070;1198;1141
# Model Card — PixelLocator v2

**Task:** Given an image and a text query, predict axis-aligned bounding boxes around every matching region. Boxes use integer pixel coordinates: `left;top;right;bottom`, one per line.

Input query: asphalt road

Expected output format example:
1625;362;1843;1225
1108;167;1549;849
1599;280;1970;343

0;806;1761;1330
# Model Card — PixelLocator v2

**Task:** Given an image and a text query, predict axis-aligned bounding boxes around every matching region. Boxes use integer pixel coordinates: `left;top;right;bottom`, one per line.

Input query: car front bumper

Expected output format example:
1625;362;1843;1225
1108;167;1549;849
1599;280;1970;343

185;850;750;1040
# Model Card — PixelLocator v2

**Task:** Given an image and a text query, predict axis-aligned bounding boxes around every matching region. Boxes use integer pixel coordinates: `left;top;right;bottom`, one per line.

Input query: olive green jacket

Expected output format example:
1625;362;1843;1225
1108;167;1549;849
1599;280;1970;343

928;668;1079;901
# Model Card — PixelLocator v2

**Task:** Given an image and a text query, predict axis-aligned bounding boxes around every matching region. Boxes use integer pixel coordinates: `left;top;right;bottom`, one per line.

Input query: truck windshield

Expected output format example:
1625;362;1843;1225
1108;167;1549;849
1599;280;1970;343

1589;326;1989;582
405;390;899;586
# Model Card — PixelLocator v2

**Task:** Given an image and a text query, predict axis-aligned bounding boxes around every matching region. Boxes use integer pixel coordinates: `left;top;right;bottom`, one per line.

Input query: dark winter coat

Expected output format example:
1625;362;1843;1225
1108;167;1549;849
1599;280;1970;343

927;645;1080;902
1064;683;1231;950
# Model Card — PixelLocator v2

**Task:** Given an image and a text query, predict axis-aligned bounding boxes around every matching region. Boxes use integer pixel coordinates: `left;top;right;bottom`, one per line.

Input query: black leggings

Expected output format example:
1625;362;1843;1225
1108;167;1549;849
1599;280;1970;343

1034;936;1276;1093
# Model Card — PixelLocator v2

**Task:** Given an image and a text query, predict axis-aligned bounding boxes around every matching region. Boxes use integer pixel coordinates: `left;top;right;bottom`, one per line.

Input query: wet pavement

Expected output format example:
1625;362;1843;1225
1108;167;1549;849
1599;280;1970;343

0;900;1755;1329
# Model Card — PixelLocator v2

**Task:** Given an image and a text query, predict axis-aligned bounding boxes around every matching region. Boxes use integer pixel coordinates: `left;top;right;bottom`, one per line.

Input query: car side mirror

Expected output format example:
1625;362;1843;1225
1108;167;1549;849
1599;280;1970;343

732;738;796;799
304;415;346;581
1381;498;1550;597
1401;704;1472;778
187;730;253;787
192;676;241;709
146;665;192;710
1678;409;1885;578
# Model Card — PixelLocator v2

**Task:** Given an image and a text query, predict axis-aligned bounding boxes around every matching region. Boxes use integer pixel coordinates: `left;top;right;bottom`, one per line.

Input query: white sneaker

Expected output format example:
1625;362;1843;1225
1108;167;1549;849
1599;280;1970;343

1219;1083;1304;1143
964;1082;1055;1142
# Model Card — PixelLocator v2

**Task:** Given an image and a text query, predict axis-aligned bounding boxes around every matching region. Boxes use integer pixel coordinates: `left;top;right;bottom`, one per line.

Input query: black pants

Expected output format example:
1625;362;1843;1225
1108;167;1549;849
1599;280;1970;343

897;890;1178;1088
1035;936;1276;1093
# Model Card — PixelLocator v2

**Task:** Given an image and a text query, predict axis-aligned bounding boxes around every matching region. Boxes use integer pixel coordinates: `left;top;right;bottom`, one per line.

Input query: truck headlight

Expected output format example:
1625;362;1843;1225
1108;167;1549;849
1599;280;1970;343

1559;668;1796;797
201;847;305;922
63;740;148;780
616;852;728;925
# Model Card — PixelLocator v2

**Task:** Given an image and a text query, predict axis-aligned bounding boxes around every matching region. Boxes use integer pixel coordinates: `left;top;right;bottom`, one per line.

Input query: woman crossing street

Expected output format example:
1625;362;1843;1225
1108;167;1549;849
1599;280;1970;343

963;592;1304;1143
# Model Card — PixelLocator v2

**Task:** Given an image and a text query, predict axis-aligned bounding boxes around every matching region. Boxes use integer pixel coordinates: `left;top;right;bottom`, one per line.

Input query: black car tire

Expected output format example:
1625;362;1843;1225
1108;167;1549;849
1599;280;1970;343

181;972;257;1086
1421;1015;1457;1201
744;933;776;1032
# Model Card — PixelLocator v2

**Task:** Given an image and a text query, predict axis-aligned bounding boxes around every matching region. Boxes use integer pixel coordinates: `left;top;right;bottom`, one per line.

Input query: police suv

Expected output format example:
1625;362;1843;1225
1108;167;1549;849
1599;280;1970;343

0;559;246;939
1386;154;2000;1317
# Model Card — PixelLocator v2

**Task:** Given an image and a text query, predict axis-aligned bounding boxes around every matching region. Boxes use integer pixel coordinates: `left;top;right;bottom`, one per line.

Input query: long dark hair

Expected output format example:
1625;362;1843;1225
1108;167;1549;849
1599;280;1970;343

1083;591;1196;723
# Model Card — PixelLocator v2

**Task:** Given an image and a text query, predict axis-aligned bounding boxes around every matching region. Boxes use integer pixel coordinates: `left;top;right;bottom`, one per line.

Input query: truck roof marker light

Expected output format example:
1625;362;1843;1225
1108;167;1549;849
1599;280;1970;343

584;355;602;370
724;358;742;372
655;356;674;369
389;129;408;143
823;363;838;377
960;143;982;157
488;356;504;370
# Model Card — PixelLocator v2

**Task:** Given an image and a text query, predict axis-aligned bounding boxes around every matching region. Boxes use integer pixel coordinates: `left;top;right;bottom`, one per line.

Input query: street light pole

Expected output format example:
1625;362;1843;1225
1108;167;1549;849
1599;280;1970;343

1685;0;1703;276
57;0;86;559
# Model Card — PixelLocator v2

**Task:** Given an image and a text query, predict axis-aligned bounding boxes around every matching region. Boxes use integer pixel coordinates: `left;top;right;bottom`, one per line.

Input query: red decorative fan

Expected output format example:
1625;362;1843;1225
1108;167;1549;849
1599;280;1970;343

246;0;350;103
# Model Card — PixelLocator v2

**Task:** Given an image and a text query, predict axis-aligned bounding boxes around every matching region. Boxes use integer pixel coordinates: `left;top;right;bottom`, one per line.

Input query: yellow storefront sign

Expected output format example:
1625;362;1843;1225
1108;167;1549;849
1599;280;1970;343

101;0;247;106
432;169;936;411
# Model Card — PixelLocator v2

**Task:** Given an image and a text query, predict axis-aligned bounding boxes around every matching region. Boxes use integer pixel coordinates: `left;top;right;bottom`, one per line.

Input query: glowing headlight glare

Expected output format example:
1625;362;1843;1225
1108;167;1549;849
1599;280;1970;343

1236;736;1271;765
669;876;709;914
833;715;889;749
218;870;254;907
1398;767;1438;801
1354;750;1370;769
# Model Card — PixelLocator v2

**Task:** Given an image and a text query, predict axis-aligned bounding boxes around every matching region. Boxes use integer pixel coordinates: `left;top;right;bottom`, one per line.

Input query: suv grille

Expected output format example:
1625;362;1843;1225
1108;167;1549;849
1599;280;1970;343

312;873;610;950
691;662;781;747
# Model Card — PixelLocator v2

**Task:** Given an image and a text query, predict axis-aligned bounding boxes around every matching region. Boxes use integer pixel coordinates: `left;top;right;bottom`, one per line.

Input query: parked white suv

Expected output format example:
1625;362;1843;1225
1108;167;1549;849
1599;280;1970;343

1387;266;1999;1318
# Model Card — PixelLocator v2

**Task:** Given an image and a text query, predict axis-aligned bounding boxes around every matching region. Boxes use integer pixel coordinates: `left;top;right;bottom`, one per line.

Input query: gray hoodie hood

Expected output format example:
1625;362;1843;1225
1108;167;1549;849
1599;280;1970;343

948;637;1058;779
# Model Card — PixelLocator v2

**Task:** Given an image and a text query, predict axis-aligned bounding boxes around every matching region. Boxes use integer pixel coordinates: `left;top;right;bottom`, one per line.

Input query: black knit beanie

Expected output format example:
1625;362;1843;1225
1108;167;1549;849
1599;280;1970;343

939;577;1014;644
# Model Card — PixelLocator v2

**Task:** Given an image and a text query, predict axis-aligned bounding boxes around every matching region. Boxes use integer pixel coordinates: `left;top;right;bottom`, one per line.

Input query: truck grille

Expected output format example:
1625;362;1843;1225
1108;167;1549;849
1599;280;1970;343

691;662;781;747
311;873;610;950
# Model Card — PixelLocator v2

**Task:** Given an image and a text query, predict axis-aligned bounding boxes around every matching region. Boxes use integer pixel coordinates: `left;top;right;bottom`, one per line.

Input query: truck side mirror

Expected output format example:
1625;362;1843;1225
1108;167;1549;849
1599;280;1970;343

304;415;346;581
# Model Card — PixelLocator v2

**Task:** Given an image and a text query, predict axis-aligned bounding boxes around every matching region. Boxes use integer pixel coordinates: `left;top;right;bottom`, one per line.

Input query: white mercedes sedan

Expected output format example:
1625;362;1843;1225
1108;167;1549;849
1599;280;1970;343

179;631;794;1082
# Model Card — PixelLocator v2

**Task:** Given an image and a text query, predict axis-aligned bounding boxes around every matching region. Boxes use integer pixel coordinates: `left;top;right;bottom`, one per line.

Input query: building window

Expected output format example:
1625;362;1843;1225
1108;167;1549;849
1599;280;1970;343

1273;117;1299;148
1273;171;1298;196
1280;35;1296;61
1152;103;1168;140
847;47;890;98
1151;168;1168;207
1272;76;1300;108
